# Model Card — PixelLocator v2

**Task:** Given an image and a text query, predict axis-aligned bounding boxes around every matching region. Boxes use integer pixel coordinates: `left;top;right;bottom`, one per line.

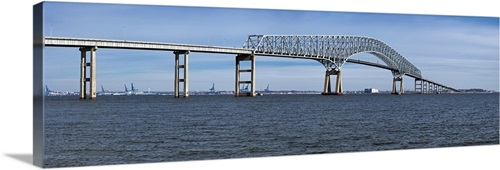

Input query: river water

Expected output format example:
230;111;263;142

44;93;499;167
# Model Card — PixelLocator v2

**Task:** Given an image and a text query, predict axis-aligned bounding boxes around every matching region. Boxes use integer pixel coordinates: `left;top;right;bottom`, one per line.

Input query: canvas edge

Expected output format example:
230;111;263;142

30;1;500;169
33;1;44;168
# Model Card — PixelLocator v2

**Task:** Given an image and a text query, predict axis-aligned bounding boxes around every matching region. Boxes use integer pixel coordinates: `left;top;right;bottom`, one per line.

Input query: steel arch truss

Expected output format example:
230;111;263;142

243;35;421;77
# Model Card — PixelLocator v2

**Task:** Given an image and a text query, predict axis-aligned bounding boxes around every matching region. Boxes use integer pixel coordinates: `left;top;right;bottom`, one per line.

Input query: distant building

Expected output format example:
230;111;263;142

364;88;379;94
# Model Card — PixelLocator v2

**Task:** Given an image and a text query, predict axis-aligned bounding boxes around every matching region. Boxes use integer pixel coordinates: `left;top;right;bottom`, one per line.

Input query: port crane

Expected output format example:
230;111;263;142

209;83;216;93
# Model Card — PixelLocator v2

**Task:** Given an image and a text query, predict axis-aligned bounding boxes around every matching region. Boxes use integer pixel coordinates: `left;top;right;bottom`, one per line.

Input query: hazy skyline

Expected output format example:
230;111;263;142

43;2;499;92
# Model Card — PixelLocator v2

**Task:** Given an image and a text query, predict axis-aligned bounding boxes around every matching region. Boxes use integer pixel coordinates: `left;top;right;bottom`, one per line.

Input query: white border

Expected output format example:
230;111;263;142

0;0;498;170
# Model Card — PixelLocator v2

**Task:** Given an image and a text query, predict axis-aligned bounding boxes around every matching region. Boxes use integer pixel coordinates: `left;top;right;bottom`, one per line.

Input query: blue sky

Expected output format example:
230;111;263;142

43;2;499;92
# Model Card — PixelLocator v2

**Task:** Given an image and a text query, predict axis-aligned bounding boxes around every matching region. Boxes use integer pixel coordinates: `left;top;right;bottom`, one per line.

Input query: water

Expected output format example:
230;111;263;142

44;94;499;167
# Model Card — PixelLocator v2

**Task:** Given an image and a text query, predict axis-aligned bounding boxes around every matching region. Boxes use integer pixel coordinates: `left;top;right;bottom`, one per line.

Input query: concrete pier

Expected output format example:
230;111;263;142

79;47;87;99
174;51;189;98
322;69;342;95
391;77;403;95
423;81;428;94
90;47;97;99
322;70;332;95
235;53;256;97
335;70;343;95
79;47;97;99
415;79;423;94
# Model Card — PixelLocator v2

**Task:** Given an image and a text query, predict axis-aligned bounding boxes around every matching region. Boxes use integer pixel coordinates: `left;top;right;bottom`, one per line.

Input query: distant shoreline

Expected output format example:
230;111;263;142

44;89;499;97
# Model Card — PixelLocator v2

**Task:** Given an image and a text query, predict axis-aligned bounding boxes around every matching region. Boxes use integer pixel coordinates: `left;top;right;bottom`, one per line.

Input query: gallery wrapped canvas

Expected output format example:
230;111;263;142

33;1;499;168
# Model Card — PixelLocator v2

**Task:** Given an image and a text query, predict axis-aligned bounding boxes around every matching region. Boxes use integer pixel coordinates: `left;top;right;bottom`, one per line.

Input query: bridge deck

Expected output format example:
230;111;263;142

346;59;459;92
44;37;253;55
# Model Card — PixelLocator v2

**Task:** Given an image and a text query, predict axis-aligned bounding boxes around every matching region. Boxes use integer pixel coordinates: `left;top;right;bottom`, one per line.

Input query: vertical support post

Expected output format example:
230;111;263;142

174;54;179;98
78;46;97;99
235;53;255;97
335;70;343;95
79;47;87;99
423;81;427;94
323;70;332;94
321;69;342;95
89;47;97;99
392;78;397;94
235;56;240;97
173;51;189;98
322;70;331;94
419;79;423;94
391;76;403;95
414;79;416;94
184;52;189;97
250;54;256;97
400;77;404;94
415;78;422;94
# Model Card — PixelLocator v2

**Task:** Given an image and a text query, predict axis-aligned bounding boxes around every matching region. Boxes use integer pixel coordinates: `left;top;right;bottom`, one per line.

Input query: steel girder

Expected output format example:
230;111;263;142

243;35;421;77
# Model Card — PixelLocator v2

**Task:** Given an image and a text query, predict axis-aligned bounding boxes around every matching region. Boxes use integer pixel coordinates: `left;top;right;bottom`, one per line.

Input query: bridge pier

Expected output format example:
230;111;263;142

235;53;256;97
391;77;403;95
415;79;423;94
423;81;428;94
174;51;189;98
79;47;97;99
322;70;331;95
322;69;342;95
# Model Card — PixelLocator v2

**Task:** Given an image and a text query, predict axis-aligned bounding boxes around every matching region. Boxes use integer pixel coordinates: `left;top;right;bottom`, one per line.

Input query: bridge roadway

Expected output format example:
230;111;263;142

44;36;459;99
44;36;253;54
345;59;459;92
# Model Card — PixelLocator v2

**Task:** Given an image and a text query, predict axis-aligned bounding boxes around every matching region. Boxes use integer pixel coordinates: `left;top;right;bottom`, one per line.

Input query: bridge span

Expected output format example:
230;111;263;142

44;35;459;99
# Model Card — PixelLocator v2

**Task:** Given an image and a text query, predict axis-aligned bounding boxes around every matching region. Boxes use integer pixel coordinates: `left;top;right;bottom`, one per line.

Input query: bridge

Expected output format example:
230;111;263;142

44;35;460;99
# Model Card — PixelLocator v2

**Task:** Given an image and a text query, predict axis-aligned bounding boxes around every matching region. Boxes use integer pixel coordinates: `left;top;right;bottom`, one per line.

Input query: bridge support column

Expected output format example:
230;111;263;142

174;51;189;98
79;47;87;99
322;69;342;95
322;70;331;94
79;47;97;99
335;70;343;95
391;77;403;95
90;47;97;99
235;53;256;97
423;81;428;94
415;79;423;94
428;82;432;93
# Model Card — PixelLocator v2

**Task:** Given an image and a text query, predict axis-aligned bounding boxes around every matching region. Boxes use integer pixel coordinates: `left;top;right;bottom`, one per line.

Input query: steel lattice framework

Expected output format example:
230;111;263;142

243;35;421;77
